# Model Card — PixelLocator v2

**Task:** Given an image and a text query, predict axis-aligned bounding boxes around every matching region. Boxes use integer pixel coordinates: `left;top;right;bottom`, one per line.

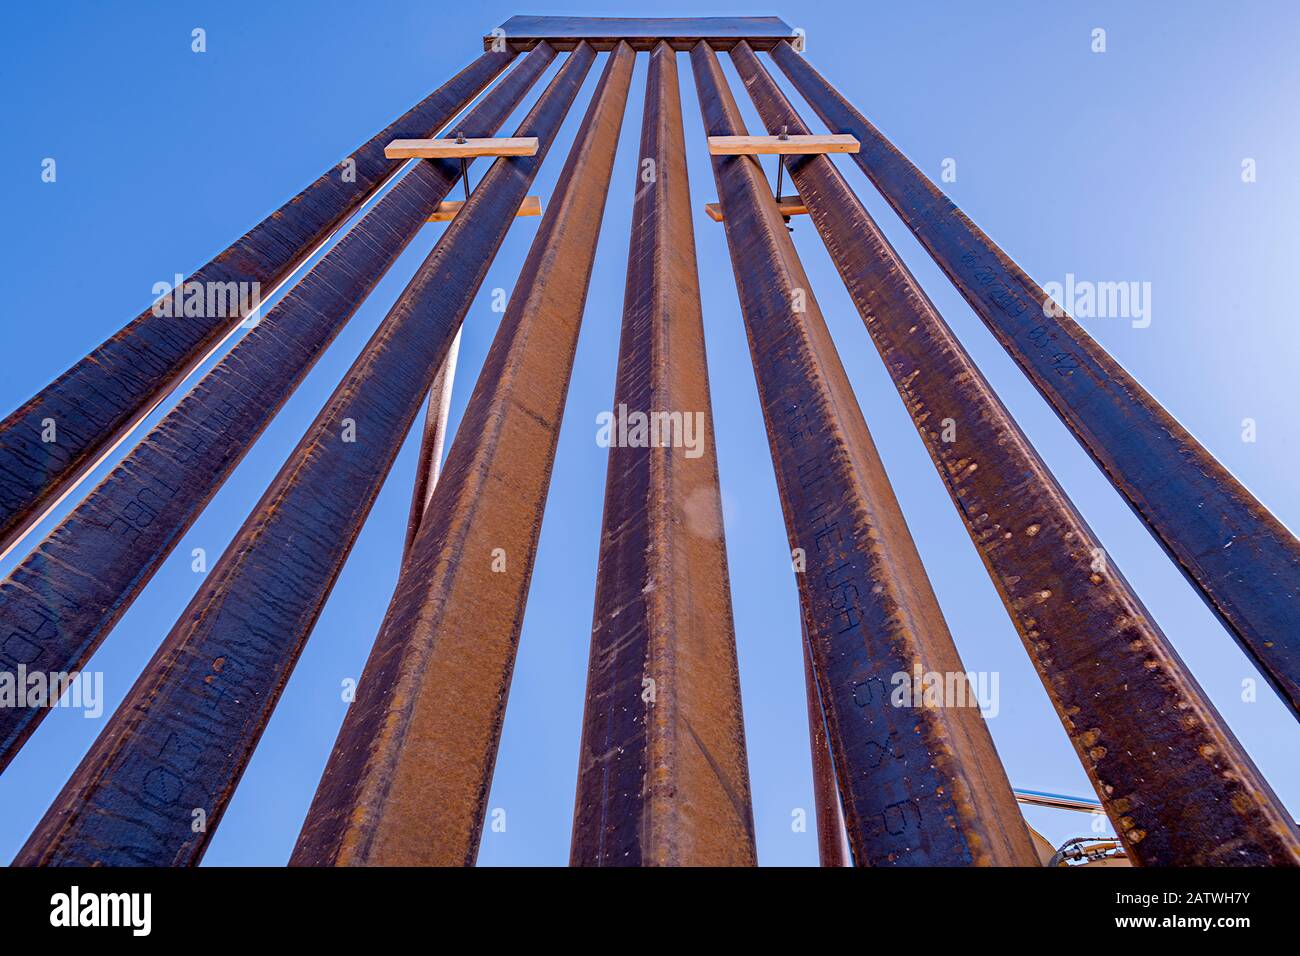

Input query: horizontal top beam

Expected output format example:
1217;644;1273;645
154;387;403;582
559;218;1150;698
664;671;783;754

384;136;539;159
707;133;859;155
484;16;798;51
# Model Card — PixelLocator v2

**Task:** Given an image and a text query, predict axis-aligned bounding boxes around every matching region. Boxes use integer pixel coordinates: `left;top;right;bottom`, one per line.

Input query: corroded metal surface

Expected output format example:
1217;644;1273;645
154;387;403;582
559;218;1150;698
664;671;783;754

0;49;515;558
0;46;556;775
803;626;846;867
570;42;755;867
690;43;1038;866
771;42;1300;717
291;43;633;868
734;42;1300;867
13;46;594;867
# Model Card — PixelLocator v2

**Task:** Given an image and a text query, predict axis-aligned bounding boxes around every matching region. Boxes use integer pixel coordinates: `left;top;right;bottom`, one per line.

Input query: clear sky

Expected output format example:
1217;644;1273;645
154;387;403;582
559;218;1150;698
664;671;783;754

1;1;1297;866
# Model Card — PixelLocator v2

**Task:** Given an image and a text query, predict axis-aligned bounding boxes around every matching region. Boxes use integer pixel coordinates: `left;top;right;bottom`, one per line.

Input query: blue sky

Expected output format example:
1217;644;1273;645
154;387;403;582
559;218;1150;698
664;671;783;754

1;1;1297;866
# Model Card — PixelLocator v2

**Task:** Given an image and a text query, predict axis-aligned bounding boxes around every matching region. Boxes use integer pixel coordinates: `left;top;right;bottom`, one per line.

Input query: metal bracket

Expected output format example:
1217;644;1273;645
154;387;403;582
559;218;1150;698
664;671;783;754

774;125;788;205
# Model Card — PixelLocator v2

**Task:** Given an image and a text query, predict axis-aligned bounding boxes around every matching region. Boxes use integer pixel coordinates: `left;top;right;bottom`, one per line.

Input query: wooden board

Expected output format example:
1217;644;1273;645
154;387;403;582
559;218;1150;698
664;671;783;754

707;134;859;156
483;15;798;51
384;137;539;160
427;196;542;223
704;199;808;223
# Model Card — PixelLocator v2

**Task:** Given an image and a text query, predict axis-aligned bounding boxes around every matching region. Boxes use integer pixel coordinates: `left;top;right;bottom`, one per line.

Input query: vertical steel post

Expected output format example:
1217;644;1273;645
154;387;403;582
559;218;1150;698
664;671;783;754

690;42;1038;866
770;41;1300;717
403;329;462;554
731;41;1300;866
291;43;635;868
570;41;756;867
803;625;846;867
14;45;595;867
0;49;516;558
0;45;557;774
